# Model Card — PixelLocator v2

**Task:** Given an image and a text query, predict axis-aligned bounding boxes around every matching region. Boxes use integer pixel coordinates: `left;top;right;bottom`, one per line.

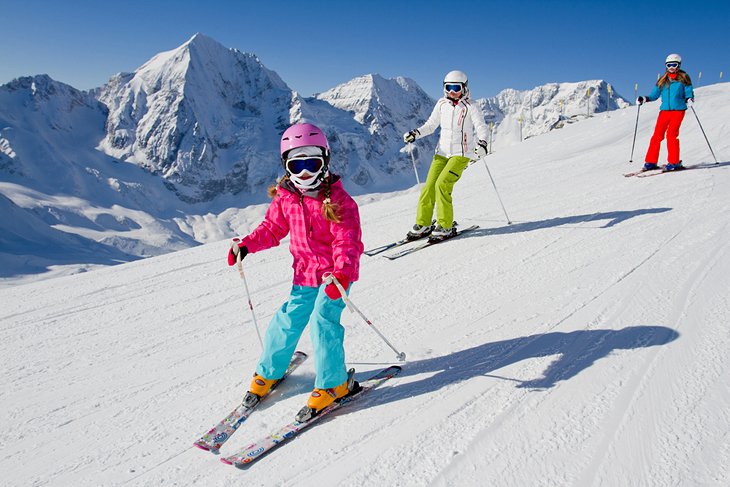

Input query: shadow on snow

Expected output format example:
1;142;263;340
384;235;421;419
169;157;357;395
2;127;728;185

464;208;672;238
373;325;679;406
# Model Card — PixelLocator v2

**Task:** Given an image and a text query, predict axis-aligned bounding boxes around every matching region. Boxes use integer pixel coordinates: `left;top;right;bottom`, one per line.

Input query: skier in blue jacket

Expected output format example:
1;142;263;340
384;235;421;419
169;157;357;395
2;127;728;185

637;53;695;171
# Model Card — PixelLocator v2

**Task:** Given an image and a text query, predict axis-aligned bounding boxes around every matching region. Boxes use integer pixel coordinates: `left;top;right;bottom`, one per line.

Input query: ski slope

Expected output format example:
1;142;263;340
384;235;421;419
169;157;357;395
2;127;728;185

2;83;729;486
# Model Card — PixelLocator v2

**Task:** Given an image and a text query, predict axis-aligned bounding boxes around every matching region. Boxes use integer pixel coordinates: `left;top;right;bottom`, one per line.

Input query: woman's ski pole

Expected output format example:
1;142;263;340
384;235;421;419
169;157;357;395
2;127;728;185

690;105;719;164
629;103;641;163
408;143;421;185
232;239;264;350
324;273;406;362
482;158;512;225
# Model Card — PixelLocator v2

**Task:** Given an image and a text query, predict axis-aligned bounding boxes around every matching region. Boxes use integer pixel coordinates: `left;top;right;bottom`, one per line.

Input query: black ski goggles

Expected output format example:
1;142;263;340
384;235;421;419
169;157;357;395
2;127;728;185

286;156;324;175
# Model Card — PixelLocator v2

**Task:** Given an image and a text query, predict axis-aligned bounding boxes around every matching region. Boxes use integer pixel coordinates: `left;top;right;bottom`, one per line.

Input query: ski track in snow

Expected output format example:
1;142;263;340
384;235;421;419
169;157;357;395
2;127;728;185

2;84;730;486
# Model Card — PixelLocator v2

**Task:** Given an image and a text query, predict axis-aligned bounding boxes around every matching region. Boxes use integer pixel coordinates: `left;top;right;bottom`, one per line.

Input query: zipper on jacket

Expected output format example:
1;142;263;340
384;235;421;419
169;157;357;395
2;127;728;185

460;104;468;156
668;81;672;110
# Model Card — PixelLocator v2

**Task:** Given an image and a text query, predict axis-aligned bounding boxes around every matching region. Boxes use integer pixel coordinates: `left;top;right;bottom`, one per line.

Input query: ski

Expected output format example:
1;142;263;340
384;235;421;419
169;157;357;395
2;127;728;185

364;236;424;256
193;351;308;454
384;225;480;260
636;164;698;177
624;167;663;177
364;221;436;256
220;365;402;467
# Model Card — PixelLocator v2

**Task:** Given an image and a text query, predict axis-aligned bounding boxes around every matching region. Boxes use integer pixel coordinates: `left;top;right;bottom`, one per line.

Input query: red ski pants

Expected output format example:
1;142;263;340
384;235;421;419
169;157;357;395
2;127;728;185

645;110;685;164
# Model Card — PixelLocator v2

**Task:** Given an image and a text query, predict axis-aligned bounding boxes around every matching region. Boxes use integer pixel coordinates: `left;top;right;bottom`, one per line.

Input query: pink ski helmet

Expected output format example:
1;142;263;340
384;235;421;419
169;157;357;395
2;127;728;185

280;123;330;162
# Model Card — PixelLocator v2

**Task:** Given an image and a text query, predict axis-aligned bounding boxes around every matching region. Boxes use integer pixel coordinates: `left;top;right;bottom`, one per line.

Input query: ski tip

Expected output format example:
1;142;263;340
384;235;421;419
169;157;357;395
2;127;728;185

220;457;234;465
193;442;211;452
294;350;308;358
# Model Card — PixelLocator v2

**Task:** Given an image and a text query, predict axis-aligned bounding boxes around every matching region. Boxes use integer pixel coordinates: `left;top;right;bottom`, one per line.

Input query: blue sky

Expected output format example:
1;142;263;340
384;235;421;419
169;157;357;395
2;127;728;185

2;0;728;101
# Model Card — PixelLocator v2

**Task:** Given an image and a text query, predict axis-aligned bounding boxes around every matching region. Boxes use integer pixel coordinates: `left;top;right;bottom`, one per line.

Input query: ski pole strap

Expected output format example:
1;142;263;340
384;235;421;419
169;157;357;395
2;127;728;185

323;273;354;312
232;239;245;278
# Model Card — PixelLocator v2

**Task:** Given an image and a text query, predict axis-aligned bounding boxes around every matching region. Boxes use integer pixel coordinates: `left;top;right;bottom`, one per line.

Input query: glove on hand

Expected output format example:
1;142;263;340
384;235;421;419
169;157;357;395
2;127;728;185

686;97;694;105
475;139;489;158
324;272;350;300
636;96;646;105
403;130;418;144
227;239;248;266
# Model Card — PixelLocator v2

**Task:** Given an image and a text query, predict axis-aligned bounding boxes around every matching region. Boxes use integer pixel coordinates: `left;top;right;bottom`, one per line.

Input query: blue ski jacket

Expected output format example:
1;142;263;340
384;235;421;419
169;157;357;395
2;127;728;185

647;79;695;111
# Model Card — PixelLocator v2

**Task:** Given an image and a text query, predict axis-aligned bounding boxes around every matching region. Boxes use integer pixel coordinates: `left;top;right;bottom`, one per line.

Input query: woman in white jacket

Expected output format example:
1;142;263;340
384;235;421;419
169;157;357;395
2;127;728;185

404;70;489;240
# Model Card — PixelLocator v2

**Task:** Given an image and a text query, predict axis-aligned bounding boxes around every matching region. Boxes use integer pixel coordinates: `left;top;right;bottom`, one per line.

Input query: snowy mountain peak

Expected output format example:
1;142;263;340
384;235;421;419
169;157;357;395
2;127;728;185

1;74;101;112
477;79;631;148
317;74;433;127
97;34;292;202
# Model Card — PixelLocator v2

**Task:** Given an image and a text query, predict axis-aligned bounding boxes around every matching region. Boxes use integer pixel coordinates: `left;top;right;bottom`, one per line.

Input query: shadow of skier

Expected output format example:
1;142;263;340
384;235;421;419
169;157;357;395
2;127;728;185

461;208;672;239
373;325;679;405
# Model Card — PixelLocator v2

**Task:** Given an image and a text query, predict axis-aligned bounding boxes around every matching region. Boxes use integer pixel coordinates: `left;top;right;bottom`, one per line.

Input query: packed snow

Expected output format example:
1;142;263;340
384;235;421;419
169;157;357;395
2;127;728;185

1;83;729;486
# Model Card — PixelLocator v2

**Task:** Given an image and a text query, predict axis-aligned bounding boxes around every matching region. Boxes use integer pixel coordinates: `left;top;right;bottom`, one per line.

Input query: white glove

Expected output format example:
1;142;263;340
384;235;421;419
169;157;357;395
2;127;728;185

475;140;488;158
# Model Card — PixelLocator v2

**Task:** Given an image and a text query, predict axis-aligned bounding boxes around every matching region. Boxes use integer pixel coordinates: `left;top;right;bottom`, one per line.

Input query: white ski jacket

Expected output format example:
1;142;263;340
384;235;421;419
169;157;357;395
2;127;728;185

415;97;489;160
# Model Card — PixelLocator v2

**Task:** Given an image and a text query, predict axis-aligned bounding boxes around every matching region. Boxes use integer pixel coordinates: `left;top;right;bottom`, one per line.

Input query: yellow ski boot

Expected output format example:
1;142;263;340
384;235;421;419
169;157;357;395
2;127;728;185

295;369;357;422
243;374;278;408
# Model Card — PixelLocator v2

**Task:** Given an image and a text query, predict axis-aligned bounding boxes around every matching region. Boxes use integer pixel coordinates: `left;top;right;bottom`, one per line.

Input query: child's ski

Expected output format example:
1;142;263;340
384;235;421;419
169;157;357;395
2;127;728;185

193;351;308;453
220;365;401;467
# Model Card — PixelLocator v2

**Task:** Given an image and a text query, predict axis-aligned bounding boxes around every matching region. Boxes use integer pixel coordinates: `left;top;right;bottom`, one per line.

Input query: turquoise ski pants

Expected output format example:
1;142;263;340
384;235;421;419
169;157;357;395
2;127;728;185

256;284;350;389
416;154;471;228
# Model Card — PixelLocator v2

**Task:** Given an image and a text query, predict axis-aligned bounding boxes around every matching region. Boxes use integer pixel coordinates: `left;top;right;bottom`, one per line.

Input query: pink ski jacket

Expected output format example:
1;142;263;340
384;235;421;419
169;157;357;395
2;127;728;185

239;177;364;288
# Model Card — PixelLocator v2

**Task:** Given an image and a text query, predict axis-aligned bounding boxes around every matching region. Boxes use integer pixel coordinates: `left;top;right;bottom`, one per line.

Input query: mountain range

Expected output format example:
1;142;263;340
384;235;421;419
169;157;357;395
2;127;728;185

0;33;629;282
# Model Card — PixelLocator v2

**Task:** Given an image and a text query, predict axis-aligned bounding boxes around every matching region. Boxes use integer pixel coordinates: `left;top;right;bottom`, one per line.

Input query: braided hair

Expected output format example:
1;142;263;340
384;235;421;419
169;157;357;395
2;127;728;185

321;176;341;223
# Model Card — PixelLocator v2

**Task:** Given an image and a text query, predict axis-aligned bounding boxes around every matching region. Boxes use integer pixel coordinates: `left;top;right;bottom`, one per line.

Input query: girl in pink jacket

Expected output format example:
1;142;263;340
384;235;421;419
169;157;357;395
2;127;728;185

228;123;364;419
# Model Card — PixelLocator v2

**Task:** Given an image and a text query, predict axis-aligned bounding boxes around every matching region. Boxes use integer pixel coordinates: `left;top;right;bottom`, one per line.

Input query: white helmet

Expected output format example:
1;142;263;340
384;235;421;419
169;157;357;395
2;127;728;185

665;53;682;64
443;70;469;98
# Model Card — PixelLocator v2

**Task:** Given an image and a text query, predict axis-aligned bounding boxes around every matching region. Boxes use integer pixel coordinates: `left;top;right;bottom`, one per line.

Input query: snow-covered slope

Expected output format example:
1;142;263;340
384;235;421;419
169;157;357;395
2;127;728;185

2;84;728;486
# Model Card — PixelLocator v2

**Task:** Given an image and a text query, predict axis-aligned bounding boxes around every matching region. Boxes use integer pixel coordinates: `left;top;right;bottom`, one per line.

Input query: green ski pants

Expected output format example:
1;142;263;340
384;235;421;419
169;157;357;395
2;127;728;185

415;154;471;228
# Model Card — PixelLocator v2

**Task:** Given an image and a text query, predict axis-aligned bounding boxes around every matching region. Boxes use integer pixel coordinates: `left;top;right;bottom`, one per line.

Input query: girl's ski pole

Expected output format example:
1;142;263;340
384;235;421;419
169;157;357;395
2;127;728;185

232;239;264;350
324;273;406;362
